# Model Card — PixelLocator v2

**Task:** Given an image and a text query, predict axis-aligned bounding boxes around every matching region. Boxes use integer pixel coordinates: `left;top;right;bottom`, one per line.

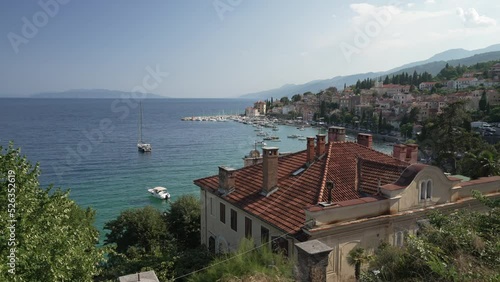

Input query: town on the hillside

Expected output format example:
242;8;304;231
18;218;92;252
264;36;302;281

245;62;500;140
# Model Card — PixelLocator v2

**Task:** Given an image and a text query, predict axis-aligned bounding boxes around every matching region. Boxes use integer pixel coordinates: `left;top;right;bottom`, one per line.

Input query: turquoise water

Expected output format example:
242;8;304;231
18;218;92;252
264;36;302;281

0;98;391;242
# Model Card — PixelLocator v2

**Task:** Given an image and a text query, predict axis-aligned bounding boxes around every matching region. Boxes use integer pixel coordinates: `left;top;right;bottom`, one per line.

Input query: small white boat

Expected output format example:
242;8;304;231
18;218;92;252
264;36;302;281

256;141;267;147
148;186;171;199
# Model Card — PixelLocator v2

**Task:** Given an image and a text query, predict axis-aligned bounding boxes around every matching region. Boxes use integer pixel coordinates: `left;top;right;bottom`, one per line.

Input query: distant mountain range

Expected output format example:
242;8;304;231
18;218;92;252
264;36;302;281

30;89;169;99
240;44;500;99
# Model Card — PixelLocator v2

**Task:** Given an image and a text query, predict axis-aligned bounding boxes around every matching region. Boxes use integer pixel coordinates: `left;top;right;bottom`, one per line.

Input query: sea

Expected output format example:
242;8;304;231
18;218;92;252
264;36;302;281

0;98;391;243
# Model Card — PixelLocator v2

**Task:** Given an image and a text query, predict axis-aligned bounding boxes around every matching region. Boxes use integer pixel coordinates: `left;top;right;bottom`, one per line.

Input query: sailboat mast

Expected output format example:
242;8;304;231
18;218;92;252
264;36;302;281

139;102;143;143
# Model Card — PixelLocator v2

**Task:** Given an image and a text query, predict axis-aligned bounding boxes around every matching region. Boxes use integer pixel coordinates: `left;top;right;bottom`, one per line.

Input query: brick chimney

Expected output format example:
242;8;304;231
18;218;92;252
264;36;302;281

392;144;407;161
328;126;346;143
306;137;315;164
326;181;334;204
357;133;373;148
262;147;279;196
316;134;326;157
405;144;419;164
218;166;236;194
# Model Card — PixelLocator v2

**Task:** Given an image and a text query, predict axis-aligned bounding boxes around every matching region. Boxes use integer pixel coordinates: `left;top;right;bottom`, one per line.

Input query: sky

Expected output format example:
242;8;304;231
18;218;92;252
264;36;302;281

1;0;500;98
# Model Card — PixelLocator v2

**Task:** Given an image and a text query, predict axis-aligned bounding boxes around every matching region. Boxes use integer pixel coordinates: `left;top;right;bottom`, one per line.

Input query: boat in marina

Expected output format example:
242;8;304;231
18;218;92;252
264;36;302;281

256;141;267;146
137;102;152;153
257;131;268;137
147;186;171;199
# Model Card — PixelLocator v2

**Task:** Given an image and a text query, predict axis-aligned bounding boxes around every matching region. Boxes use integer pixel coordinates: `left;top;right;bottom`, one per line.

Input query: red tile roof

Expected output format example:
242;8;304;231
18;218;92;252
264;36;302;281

194;141;410;239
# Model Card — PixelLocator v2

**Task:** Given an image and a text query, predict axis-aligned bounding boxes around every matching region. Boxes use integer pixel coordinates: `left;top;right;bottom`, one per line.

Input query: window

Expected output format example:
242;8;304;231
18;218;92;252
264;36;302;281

220;203;226;223
426;180;432;200
245;217;252;238
230;209;237;231
261;226;270;244
395;231;404;247
272;236;289;256
208;236;216;254
419;179;432;201
420;182;426;200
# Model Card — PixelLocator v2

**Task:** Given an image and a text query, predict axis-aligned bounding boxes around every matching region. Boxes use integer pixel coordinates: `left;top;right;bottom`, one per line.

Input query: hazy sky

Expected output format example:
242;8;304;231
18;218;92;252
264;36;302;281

1;0;499;98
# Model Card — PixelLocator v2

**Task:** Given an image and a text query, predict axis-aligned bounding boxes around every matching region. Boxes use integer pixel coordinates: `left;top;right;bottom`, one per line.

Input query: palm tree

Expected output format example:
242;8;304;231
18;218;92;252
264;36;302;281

461;150;500;179
347;247;371;281
476;150;500;177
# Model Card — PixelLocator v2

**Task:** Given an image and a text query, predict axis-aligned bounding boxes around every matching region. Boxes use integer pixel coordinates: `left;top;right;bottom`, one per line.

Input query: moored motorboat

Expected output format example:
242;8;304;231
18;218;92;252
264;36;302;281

148;186;170;199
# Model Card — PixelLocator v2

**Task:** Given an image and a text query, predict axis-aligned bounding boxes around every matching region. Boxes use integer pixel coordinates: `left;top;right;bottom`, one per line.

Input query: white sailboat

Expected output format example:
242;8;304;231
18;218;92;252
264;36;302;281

137;102;152;152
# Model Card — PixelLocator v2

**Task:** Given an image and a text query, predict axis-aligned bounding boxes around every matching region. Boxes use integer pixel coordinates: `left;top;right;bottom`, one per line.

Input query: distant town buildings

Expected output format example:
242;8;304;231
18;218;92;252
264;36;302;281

246;65;499;125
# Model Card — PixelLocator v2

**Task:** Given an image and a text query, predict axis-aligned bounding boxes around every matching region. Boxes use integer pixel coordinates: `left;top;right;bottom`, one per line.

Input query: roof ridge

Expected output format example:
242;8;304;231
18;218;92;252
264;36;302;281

358;156;409;168
316;143;333;203
352;142;410;165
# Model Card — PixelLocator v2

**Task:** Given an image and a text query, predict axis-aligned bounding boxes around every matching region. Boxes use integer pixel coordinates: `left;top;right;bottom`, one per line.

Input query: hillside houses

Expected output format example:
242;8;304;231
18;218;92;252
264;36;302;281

259;68;499;127
489;63;500;80
419;81;437;91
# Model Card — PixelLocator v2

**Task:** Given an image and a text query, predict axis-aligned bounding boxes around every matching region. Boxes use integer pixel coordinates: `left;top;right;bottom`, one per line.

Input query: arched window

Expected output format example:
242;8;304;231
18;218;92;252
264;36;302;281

395;231;404;247
420;181;426;200
419;179;433;202
426;180;432;200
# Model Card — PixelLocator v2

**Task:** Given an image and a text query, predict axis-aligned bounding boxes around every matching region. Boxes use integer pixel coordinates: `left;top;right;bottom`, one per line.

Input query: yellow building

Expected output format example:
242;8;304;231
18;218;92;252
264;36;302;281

194;127;500;281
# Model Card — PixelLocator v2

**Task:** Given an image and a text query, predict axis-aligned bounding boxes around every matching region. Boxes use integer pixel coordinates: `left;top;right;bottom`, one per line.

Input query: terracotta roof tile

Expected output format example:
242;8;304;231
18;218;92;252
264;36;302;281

194;141;410;238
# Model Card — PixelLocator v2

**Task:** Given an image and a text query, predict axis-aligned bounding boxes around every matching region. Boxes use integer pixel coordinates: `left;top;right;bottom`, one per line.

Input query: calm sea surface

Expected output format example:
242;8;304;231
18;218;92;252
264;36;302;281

0;98;391;242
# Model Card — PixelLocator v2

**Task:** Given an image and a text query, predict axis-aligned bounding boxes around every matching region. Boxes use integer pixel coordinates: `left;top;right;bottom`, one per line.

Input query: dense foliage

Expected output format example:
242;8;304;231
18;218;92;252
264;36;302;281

98;195;211;281
362;191;500;282
188;239;293;282
0;144;106;281
382;70;433;86
417;101;500;177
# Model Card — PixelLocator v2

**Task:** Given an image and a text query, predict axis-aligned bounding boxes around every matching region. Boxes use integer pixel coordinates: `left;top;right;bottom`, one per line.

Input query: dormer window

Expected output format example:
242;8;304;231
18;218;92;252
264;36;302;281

419;179;432;201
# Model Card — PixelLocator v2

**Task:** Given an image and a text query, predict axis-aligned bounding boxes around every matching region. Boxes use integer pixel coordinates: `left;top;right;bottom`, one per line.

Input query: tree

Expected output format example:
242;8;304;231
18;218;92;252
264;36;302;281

383;76;390;85
165;194;201;249
0;143;106;281
400;123;413;139
417;101;485;174
100;206;175;280
460;150;500;179
291;94;302;102
347;247;371;281
479;90;488;112
280;96;290;105
104;206;170;253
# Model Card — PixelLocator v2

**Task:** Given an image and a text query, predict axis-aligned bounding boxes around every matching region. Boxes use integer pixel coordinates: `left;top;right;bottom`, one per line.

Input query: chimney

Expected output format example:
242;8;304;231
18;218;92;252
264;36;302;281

262;147;279;195
392;144;407;161
326;181;334;204
316;134;326;157
328;126;346;143
357;133;373;148
306;137;315;164
405;144;419;164
218;166;236;194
